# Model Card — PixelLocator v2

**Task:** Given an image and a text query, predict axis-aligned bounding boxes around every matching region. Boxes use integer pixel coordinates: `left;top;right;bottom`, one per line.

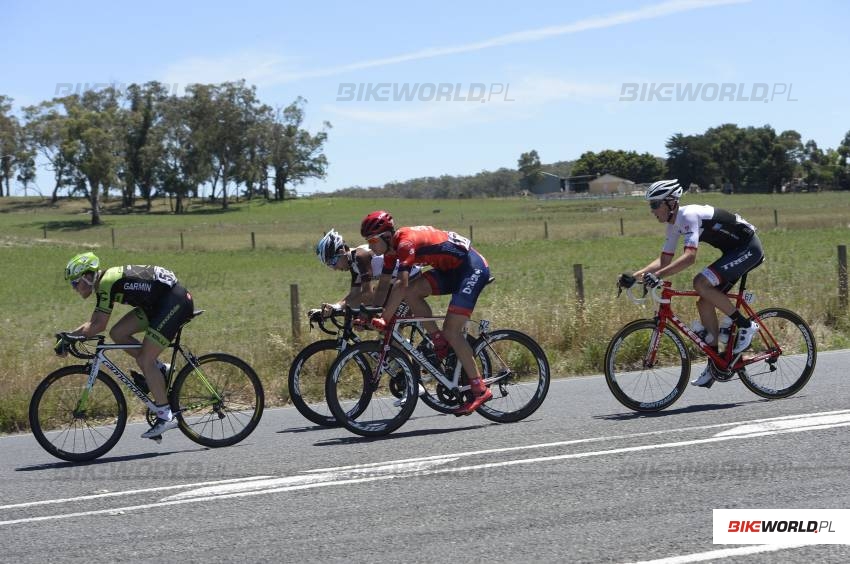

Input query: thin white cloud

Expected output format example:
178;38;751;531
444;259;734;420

278;0;750;81
161;51;297;89
159;0;749;89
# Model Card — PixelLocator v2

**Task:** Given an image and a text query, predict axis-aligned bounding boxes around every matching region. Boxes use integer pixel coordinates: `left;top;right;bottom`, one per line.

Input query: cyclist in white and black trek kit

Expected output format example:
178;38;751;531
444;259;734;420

60;252;194;438
620;180;764;388
315;228;419;316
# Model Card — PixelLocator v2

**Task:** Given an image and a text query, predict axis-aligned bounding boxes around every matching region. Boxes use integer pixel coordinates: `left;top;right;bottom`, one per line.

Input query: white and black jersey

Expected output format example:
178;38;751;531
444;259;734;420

663;205;756;255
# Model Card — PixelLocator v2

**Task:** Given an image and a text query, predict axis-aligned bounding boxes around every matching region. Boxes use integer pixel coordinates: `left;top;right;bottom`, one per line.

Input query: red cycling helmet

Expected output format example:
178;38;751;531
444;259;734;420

360;210;395;238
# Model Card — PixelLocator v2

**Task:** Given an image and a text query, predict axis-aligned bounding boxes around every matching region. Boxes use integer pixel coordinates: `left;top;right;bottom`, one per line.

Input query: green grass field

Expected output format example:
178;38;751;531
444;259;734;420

2;192;849;433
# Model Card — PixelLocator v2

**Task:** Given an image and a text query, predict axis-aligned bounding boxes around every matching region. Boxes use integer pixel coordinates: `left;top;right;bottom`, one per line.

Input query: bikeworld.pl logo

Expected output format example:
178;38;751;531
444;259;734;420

619;82;797;103
713;509;850;544
727;520;834;533
336;83;515;103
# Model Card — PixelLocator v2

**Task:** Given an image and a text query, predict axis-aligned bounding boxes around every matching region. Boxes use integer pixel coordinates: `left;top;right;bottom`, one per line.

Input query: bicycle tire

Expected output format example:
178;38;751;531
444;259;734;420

326;341;418;437
473;329;550;423
289;339;355;427
29;365;127;462
171;353;264;447
738;308;817;399
604;319;690;412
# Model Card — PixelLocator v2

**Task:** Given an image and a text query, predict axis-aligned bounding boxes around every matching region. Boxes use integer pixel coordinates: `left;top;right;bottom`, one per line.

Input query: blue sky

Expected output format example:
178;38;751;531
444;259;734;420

2;0;848;195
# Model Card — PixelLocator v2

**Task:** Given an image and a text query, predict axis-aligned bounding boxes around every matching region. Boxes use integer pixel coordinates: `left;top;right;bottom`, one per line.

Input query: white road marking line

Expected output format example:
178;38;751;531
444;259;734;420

0;476;274;511
162;459;456;501
624;542;811;563
305;409;850;473
5;410;849;526
715;412;850;436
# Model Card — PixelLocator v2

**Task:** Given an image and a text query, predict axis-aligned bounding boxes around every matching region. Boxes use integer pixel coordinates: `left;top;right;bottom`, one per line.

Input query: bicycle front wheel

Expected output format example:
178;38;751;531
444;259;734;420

171;353;264;447
473;329;550;423
326;341;417;437
29;366;127;462
738;308;817;399
288;339;347;427
604;319;690;412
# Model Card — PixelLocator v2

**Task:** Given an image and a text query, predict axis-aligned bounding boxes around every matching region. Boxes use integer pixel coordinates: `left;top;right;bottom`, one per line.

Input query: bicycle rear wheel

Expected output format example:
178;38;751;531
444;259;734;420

171;353;264;447
604;319;690;412
29;366;127;462
473;329;550;423
738;308;817;399
325;341;417;437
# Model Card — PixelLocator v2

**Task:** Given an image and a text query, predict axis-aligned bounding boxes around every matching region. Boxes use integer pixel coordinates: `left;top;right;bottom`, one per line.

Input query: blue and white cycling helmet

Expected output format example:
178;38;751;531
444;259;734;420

316;229;346;267
645;179;683;201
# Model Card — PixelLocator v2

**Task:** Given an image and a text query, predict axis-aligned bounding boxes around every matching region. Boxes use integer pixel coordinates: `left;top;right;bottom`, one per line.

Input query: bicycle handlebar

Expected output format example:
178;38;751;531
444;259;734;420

55;332;104;360
622;282;668;305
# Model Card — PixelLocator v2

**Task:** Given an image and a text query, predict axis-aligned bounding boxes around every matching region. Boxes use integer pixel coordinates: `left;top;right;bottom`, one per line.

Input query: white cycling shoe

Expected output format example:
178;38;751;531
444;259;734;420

732;322;760;355
690;367;714;388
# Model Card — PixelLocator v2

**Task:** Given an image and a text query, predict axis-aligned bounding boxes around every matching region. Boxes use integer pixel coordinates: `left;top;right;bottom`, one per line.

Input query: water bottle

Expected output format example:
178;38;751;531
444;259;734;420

717;316;733;352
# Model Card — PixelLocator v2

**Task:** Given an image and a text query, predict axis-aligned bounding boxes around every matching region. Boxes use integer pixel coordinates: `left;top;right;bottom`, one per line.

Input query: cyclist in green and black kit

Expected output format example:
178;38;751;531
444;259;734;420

60;252;195;439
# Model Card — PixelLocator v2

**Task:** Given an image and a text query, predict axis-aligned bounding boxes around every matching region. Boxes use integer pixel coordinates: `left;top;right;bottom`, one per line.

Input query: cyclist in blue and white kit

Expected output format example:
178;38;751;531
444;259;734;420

315;229;419;316
620;180;763;387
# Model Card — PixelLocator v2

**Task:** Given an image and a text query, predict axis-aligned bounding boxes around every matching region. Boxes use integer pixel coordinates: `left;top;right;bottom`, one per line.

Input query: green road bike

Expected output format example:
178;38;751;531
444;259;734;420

30;310;264;462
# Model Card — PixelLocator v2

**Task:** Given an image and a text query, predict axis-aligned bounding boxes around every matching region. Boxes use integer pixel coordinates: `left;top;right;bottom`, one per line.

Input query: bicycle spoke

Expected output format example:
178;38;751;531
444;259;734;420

172;353;264;448
29;367;127;462
738;308;816;398
605;320;689;411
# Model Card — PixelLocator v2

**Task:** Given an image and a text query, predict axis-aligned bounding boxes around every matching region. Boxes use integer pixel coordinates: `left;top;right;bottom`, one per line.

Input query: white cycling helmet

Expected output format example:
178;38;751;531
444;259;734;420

316;229;346;267
645;179;683;201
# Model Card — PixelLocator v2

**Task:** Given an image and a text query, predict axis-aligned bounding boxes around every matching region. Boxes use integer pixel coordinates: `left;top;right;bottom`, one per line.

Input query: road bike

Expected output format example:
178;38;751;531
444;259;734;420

29;310;264;462
325;307;550;437
288;305;477;426
604;272;816;412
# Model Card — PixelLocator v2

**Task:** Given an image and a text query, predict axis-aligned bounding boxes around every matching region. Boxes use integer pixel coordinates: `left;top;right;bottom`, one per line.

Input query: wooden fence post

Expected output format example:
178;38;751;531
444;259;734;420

180;232;184;250
111;228;115;248
469;225;473;242
290;284;302;341
774;209;778;227
839;245;848;310
251;232;256;250
620;218;624;236
43;226;47;239
573;264;585;312
544;221;549;240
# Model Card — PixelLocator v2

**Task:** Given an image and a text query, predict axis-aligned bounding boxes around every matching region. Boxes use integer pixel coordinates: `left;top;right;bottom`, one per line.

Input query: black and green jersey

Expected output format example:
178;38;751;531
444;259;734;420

94;265;180;315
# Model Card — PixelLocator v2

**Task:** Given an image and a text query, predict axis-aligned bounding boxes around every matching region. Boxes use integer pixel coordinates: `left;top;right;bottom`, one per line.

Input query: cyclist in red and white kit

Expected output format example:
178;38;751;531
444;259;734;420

621;180;764;387
360;211;493;415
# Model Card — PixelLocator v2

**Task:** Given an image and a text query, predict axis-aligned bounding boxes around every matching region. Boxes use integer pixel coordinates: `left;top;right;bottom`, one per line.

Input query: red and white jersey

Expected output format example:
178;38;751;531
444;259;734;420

383;226;472;273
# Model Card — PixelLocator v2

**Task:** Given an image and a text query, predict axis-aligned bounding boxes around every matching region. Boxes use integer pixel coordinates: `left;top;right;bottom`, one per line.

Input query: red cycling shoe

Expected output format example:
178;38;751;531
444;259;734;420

454;381;493;416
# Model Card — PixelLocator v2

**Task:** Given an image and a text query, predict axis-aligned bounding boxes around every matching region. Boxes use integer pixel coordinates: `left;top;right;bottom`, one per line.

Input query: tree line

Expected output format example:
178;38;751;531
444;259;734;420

339;125;850;198
0;81;331;224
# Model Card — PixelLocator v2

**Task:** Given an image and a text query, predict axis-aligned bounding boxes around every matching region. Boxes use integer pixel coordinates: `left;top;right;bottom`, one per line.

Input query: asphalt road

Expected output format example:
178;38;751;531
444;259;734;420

2;350;850;563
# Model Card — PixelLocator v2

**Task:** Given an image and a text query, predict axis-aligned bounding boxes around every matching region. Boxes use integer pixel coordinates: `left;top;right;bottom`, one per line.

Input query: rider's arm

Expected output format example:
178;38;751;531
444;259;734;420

371;273;393;307
653;247;697;279
71;310;110;337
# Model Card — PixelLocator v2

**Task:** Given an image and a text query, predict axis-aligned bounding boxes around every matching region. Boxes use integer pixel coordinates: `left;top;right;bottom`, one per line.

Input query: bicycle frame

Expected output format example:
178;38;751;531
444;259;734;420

643;277;782;372
75;336;223;417
375;313;494;394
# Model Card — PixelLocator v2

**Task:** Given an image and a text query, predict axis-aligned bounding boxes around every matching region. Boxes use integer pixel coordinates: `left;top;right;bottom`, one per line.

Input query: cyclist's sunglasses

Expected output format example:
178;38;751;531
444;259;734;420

649;200;666;210
70;278;81;289
328;253;345;267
